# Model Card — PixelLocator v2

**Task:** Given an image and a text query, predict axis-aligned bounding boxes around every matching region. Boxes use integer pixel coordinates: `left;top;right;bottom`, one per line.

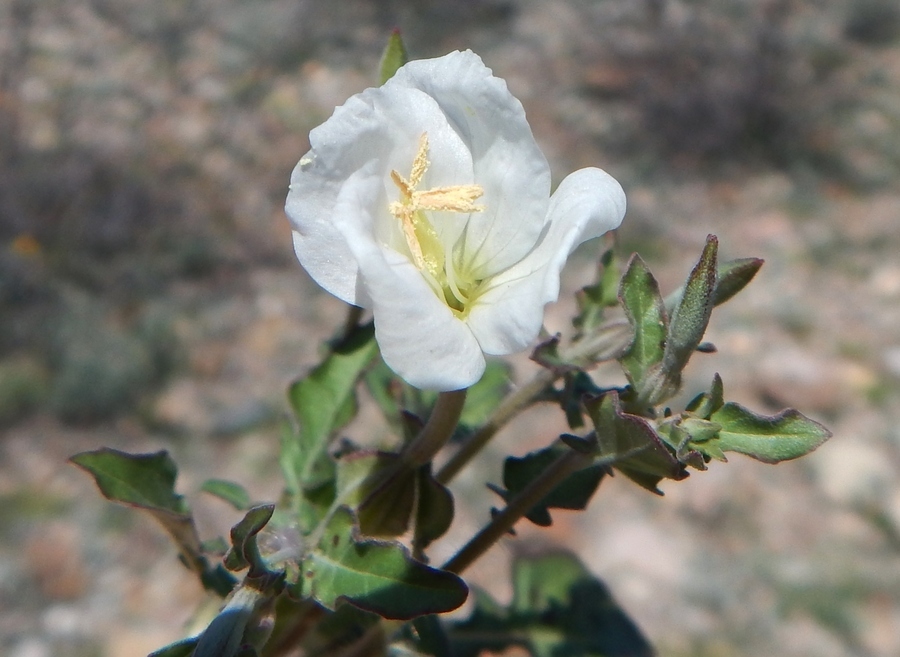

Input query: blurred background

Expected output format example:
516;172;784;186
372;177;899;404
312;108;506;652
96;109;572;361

2;0;900;655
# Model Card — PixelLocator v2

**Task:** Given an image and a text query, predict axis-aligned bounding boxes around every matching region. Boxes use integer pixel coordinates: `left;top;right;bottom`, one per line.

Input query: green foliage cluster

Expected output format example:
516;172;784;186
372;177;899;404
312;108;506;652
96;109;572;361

70;39;830;657
71;231;829;657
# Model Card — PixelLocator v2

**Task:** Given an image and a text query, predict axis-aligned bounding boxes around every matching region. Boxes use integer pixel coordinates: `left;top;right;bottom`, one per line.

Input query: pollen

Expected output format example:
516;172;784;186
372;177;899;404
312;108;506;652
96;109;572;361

390;133;483;271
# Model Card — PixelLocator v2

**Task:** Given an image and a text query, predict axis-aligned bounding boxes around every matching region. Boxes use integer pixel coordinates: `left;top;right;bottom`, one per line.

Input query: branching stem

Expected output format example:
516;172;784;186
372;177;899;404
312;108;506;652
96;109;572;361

436;321;631;485
436;369;555;484
442;448;592;574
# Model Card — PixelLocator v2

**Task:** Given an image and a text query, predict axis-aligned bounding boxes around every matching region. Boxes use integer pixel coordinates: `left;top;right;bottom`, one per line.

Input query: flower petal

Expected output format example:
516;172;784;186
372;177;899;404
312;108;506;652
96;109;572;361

287;84;474;305
332;170;486;391
395;51;551;278
466;168;626;355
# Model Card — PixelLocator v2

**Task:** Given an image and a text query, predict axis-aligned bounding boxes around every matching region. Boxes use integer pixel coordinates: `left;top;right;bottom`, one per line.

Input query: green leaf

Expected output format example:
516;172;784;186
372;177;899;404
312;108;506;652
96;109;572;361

281;322;378;496
69;448;234;592
498;444;606;526
686;373;725;419
224;504;275;577
300;507;467;619
713;257;763;306
202;479;252;510
337;451;417;538
447;552;653;657
414;467;454;549
379;30;409;84
661;235;718;392
665;256;763;309
659;416;722;468
710;402;831;463
70;448;188;513
585;391;687;493
618;255;668;393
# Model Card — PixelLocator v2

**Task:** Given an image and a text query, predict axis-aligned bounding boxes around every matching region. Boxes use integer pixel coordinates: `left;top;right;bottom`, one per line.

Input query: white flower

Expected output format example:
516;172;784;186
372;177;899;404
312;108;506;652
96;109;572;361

286;50;626;391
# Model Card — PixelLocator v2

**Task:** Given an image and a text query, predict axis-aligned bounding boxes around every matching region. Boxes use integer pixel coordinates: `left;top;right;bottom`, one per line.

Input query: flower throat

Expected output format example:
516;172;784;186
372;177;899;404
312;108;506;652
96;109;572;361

389;133;484;314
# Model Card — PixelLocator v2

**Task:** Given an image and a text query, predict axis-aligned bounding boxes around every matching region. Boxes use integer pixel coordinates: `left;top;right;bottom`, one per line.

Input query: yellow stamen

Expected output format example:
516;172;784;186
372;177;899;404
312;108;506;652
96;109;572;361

389;132;483;274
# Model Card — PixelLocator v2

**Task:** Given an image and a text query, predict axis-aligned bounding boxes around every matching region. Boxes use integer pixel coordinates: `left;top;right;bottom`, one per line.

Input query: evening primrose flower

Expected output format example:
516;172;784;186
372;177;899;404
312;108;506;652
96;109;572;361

286;50;625;391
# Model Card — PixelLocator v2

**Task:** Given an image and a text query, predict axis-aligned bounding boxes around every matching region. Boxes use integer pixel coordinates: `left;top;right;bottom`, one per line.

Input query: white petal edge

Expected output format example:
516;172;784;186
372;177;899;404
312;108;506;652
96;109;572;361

395;51;552;277
332;169;486;391
287;84;474;305
466;167;626;355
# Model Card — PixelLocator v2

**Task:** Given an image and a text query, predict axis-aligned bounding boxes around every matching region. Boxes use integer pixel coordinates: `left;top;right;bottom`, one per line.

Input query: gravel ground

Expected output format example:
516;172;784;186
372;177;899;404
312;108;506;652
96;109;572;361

2;1;900;656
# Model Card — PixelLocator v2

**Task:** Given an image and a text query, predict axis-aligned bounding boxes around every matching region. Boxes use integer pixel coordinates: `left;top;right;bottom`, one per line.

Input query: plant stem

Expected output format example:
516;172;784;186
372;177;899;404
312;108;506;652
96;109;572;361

435;369;555;484
401;389;467;467
442;448;592;575
436;321;631;486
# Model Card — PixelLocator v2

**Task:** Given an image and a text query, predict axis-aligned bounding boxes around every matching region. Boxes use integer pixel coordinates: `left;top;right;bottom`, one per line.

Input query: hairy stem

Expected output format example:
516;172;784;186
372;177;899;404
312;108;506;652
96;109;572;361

442;448;592;574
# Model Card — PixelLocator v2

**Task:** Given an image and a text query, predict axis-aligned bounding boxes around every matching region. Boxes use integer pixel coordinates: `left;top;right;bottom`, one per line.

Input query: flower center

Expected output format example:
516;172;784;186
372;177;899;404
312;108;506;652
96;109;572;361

389;133;484;314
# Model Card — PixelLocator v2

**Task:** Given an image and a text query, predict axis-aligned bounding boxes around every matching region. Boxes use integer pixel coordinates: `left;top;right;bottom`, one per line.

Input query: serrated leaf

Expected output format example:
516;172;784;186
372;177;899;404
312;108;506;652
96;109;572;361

379;30;409;84
447;552;653;657
225;504;275;576
585;391;687;493
300;507;467;619
619;255;668;392
281;322;378;496
661;235;718;390
202;479;252;510
499;444;606;526
710;402;831;463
